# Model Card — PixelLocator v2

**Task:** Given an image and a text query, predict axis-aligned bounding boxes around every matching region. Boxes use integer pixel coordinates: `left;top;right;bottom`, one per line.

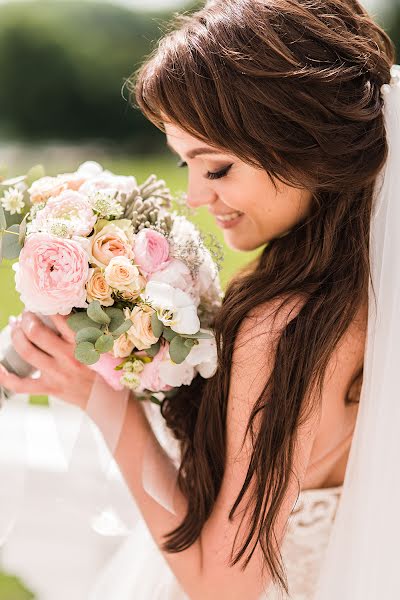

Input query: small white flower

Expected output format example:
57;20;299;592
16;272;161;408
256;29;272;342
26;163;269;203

120;371;141;390
123;359;145;375
87;190;124;218
1;187;25;215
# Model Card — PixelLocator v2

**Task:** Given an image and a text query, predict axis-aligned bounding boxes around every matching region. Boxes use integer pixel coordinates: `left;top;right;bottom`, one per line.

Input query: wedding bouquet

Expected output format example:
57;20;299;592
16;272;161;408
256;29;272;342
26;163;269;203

0;161;223;404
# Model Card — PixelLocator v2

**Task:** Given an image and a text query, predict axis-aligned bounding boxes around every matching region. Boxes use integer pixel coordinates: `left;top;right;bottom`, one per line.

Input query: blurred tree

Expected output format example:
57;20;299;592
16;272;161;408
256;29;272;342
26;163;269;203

0;0;174;151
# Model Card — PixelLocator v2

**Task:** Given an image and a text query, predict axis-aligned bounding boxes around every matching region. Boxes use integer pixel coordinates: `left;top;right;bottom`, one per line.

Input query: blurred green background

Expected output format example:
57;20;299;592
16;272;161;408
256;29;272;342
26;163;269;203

0;0;398;597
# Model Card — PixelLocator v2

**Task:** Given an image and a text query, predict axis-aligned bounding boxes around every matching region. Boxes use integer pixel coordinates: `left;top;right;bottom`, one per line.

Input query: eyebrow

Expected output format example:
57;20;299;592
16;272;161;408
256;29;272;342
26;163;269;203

166;141;224;159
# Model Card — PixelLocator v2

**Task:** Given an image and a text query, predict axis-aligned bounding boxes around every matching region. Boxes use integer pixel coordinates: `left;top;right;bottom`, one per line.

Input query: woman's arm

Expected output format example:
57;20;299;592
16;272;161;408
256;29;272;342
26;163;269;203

84;296;323;600
0;304;321;600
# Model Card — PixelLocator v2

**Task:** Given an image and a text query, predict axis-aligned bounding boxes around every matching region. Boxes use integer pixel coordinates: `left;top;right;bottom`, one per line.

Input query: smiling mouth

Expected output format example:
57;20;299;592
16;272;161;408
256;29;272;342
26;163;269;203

215;211;244;222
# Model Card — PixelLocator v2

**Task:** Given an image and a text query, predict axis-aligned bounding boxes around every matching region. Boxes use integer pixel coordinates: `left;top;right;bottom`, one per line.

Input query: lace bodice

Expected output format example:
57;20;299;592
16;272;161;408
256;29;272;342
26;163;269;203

265;484;343;599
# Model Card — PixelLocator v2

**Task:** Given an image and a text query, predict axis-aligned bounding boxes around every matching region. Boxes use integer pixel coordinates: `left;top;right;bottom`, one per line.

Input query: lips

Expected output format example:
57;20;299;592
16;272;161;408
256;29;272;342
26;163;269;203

214;211;244;222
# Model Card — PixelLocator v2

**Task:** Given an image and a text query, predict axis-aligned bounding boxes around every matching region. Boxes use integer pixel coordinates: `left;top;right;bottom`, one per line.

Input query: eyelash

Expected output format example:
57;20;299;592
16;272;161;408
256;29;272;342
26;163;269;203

177;160;233;180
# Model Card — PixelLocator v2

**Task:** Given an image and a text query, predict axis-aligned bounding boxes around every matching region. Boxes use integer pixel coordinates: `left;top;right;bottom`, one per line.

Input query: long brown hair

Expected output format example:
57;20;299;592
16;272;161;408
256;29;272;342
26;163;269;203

130;0;395;594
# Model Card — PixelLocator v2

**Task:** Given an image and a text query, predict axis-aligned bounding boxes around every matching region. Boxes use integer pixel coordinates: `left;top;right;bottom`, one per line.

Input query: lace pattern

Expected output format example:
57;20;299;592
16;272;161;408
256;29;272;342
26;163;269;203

265;485;343;600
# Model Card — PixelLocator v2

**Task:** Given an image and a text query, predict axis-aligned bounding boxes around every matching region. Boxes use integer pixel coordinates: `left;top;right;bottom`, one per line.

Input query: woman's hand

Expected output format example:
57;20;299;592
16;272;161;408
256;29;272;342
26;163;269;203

0;311;96;410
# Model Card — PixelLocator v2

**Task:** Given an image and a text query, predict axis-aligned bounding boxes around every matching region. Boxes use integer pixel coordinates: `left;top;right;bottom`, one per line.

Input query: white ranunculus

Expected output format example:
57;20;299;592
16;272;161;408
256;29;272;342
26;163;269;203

142;281;200;335
186;334;218;379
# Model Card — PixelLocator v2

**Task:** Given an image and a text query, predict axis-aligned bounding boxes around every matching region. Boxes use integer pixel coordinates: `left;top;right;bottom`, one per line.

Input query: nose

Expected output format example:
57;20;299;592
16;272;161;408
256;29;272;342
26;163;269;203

186;175;218;209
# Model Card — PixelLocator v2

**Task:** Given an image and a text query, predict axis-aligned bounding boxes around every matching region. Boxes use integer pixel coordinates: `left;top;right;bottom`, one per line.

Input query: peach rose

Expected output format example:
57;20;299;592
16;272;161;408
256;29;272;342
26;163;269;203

112;333;135;358
104;256;143;295
86;268;114;306
90;223;134;268
124;304;158;350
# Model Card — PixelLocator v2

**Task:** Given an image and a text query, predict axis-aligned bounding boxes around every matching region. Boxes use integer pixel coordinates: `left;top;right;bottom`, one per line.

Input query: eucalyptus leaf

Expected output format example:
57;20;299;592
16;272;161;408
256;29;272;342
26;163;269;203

75;342;100;365
151;312;163;338
76;327;103;345
182;331;213;339
111;319;132;338
162;327;178;342
184;338;197;349
26;164;45;187
87;300;111;325
3;225;22;260
169;335;192;364
67;312;97;332
146;341;160;358
105;307;125;332
95;334;114;354
0;206;6;231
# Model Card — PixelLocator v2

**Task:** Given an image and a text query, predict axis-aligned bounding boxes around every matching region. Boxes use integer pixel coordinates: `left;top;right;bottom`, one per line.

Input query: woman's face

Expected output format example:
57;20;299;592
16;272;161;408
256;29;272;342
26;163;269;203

165;122;314;251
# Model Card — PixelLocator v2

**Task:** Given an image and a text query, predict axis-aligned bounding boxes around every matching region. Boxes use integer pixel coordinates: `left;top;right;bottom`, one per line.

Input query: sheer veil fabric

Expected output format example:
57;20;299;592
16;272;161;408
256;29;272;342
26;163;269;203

314;64;400;599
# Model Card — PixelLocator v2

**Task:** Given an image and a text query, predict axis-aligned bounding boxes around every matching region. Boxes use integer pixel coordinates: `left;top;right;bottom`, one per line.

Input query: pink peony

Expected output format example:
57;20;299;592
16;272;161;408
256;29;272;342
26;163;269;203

89;353;125;391
133;229;170;275
30;190;96;237
14;233;90;315
137;342;173;393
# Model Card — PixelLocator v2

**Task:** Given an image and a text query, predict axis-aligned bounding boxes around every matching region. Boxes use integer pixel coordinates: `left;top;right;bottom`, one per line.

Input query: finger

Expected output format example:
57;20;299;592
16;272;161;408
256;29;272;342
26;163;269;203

49;314;76;344
0;365;50;395
11;325;56;373
21;313;75;361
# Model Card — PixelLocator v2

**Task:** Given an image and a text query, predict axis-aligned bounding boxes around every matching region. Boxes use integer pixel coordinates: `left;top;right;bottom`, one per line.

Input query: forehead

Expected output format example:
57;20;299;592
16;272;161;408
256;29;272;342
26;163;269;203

164;122;204;148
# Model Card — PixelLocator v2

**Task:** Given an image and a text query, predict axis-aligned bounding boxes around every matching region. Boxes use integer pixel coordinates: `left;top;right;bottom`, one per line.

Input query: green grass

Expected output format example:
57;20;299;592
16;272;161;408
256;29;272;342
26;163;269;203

0;155;258;330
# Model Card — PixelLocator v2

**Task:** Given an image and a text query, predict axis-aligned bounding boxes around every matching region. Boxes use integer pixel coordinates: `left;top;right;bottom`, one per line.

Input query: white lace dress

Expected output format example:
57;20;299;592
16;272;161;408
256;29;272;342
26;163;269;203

88;402;343;600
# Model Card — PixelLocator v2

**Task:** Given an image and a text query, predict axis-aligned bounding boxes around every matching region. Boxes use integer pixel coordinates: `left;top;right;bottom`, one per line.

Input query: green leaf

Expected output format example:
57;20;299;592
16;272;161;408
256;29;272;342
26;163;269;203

163;327;178;342
76;327;103;344
26;164;45;187
0;206;7;231
111;319;132;338
146;341;160;358
3;225;22;260
95;334;114;354
0;570;36;599
151;312;163;338
182;331;213;339
105;307;125;332
87;300;111;325
67;311;97;332
150;395;163;406
184;338;197;349
75;342;100;365
169;335;192;364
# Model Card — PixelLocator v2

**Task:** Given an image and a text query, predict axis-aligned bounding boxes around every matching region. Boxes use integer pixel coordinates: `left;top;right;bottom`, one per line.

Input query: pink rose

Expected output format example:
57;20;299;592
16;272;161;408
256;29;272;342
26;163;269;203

90;223;134;268
89;353;125;391
137;342;173;393
14;233;89;315
133;229;170;275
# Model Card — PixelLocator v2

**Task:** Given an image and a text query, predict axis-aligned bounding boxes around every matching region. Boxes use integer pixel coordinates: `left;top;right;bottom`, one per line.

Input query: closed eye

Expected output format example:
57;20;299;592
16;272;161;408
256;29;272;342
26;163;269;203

177;160;233;180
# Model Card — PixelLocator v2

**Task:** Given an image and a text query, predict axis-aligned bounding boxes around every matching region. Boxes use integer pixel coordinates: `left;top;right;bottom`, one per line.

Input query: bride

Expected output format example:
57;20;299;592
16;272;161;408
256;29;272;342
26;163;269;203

0;0;398;598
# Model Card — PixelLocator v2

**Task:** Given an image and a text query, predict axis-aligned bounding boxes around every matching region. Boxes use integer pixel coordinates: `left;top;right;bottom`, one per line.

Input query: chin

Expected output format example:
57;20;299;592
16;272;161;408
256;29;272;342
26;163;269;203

224;234;265;252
